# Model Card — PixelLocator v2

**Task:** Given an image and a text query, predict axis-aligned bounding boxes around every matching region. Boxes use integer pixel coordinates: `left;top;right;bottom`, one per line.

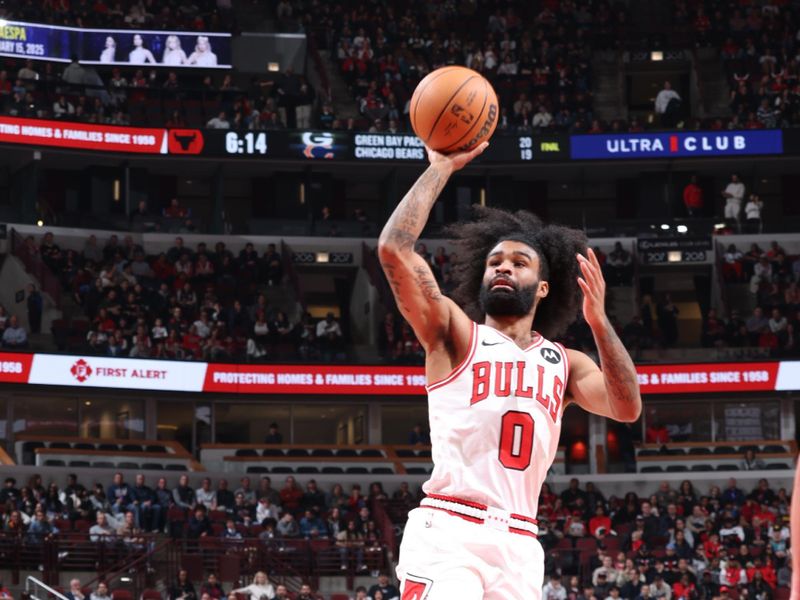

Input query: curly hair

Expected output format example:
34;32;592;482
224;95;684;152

444;205;587;340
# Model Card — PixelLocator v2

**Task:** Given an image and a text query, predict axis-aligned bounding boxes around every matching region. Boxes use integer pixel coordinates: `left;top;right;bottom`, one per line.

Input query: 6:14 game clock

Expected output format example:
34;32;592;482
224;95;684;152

225;131;268;155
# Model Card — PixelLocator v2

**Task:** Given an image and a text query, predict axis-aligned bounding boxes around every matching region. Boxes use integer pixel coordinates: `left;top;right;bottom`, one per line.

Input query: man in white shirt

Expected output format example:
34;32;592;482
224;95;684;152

532;105;553;128
316;312;342;338
744;193;763;233
2;316;28;349
206;111;230;129
543;575;568;600
655;81;681;126
722;173;745;224
195;477;217;510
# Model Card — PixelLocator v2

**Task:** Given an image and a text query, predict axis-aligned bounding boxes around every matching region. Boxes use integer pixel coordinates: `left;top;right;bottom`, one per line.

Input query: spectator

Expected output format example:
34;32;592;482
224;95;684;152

741;448;766;471
296;585;316;600
367;574;400;600
235;477;257;506
200;574;225;600
206;111;230;129
408;423;430;445
256;496;280;524
221;518;242;541
276;512;299;538
337;519;366;571
256;477;281;507
216;479;235;513
655;81;682;127
187;506;213;539
722;245;744;282
173;474;197;511
89;583;111;600
131;473;159;532
196;478;217;511
682;175;703;217
722;174;745;227
265;422;283;444
26;284;42;334
64;579;84;600
744;194;763;233
2;316;27;348
108;472;137;526
168;570;197;600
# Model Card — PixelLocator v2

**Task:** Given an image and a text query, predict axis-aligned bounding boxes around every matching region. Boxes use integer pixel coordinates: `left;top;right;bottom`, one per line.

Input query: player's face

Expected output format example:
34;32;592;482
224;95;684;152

479;240;549;317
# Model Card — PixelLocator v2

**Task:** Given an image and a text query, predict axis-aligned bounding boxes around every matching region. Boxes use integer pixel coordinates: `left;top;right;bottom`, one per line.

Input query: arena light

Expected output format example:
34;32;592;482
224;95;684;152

113;179;121;202
36;220;43;227
660;223;670;230
268;62;280;72
714;222;727;230
316;252;330;263
651;51;664;61
668;251;682;262
676;224;688;233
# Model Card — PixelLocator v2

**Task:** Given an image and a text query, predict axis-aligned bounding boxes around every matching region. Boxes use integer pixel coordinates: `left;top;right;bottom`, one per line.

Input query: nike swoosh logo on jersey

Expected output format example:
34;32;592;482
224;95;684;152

481;340;504;346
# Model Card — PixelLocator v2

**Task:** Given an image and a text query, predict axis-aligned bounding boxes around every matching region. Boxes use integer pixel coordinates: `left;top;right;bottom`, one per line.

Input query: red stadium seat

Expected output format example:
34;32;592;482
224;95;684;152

112;591;133;600
141;590;162;600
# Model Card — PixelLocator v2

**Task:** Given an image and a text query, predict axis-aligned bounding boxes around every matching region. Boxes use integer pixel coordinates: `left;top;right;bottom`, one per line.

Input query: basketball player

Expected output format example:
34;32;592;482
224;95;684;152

378;142;641;600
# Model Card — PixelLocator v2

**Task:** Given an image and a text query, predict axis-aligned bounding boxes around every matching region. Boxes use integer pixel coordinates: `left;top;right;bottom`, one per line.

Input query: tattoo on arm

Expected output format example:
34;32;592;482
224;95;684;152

413;265;442;301
593;322;641;419
380;165;449;252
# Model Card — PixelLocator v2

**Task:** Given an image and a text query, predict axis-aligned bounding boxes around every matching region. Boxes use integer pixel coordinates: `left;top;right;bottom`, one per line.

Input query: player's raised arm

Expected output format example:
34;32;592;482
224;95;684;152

378;143;487;351
564;248;642;423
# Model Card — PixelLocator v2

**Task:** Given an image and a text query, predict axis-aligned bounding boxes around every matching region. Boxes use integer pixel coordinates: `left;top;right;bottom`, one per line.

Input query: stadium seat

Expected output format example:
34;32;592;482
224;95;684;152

262;448;285;456
287;449;310;457
372;467;393;474
395;449;416;457
165;464;187;471
359;449;383;458
270;466;294;474
687;447;712;455
296;466;319;474
146;445;168;453
345;467;369;474
665;448;686;456
406;467;427;474
246;466;269;474
665;465;688;472
321;467;344;474
762;445;786;454
49;442;72;450
690;465;714;471
765;463;791;470
417;450;432;458
141;463;164;470
336;449;357;457
44;459;66;467
122;444;144;452
235;449;259;457
637;450;659;457
311;449;334;457
118;462;140;470
640;466;663;473
74;443;96;450
98;443;119;451
69;461;91;467
141;590;162;600
93;461;115;468
716;464;739;471
714;446;737;454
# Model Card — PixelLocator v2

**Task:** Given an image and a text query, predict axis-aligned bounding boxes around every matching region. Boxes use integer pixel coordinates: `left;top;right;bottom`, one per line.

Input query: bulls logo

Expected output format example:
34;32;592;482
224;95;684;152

540;347;561;364
167;129;204;154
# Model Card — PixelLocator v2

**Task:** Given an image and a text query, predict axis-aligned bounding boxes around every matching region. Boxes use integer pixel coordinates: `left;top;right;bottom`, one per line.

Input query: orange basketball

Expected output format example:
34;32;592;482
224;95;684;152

410;66;499;153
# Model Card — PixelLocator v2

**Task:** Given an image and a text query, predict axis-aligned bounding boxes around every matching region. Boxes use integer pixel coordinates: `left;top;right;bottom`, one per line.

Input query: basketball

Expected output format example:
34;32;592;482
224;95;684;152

410;66;499;153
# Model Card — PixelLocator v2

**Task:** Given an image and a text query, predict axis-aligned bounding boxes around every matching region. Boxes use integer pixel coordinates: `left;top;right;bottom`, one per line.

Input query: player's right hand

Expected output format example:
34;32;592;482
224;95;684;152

426;141;489;173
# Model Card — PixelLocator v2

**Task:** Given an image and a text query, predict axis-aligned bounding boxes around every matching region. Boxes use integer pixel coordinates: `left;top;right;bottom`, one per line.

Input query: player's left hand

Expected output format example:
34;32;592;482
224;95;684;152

577;247;608;330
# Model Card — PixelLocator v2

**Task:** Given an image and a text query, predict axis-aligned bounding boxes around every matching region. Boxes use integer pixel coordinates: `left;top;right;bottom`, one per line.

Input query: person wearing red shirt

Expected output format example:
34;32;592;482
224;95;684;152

589;506;612;538
672;574;695;600
683;175;704;217
703;532;721;559
279;476;303;513
645;422;670;444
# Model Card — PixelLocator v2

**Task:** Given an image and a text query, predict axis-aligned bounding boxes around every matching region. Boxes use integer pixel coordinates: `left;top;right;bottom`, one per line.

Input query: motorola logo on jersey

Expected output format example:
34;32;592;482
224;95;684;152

540;347;561;364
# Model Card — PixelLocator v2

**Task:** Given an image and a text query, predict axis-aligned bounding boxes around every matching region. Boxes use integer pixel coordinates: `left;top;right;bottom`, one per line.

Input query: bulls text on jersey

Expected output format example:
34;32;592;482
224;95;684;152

470;360;564;423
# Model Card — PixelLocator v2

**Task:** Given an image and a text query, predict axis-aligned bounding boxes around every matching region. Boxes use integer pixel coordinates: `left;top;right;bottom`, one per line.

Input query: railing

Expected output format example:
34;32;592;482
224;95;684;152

11;227;62;305
25;576;69;600
0;531;389;592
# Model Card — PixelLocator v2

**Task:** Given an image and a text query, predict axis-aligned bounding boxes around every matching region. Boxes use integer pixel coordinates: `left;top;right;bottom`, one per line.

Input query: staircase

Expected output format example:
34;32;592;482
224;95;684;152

318;50;360;120
592;51;626;122
693;47;731;119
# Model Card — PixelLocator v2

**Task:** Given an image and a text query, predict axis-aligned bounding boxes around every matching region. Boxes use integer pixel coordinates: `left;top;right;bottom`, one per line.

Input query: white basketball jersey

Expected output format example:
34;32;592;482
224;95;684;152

423;322;568;518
